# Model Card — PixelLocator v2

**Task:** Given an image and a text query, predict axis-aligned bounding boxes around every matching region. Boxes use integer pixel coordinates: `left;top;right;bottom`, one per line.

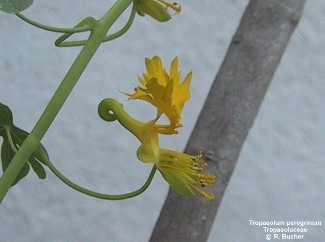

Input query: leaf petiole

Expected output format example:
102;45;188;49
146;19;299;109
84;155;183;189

16;12;92;33
43;155;157;200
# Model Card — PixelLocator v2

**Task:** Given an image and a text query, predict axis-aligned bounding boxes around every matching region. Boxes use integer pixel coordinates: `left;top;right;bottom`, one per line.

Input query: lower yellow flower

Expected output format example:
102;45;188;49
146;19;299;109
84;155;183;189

98;98;215;201
156;149;215;201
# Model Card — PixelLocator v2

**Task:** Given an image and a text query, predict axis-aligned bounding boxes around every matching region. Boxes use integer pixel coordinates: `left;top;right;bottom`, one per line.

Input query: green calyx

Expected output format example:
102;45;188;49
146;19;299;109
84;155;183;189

134;0;172;22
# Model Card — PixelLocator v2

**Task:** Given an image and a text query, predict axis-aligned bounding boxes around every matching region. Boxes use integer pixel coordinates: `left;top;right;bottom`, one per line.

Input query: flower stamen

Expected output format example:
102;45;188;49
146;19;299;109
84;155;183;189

157;149;216;200
157;0;181;14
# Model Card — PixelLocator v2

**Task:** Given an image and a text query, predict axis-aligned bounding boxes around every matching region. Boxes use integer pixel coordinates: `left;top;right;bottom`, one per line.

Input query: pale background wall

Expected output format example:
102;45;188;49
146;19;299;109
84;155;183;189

0;0;324;241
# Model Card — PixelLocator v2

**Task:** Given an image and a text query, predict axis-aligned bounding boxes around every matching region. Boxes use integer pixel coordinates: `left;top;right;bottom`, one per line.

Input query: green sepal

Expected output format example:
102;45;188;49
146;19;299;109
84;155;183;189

134;0;171;22
0;0;33;13
0;103;48;186
158;168;195;196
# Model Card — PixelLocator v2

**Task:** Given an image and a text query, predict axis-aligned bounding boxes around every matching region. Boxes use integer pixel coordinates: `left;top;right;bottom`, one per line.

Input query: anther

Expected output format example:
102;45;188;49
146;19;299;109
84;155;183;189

202;163;208;169
200;182;208;187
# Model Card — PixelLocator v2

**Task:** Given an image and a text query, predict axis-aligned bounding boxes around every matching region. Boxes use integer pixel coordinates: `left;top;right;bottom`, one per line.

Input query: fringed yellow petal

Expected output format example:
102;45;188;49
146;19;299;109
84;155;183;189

126;56;192;134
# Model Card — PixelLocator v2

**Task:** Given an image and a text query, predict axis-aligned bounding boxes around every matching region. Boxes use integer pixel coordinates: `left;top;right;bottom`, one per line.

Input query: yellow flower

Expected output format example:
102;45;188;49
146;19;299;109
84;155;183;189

156;149;215;200
99;56;215;200
98;98;215;201
126;56;192;134
134;0;181;22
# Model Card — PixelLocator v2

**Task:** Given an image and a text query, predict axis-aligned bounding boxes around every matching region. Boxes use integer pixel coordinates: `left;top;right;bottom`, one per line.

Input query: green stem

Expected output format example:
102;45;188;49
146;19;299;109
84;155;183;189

45;158;156;200
104;4;136;42
5;127;18;153
54;17;96;47
0;0;134;203
5;126;155;199
56;5;136;47
16;13;91;33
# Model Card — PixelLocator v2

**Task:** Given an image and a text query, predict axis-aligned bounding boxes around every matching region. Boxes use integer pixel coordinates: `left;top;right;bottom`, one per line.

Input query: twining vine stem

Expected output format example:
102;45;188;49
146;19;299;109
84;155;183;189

0;0;134;203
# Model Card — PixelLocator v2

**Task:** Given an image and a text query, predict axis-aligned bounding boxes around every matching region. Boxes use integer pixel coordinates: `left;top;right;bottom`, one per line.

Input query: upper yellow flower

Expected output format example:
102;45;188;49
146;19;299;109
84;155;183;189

134;0;181;22
98;98;215;201
126;56;192;134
